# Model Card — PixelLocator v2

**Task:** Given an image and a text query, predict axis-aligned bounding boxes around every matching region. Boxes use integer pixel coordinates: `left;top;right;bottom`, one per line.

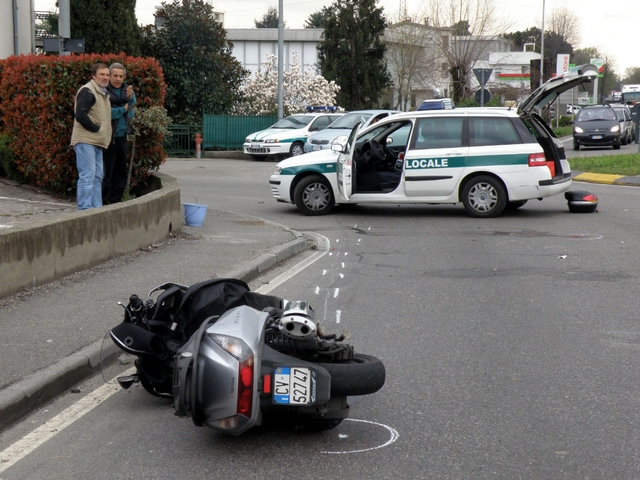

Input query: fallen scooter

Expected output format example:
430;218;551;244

103;278;386;435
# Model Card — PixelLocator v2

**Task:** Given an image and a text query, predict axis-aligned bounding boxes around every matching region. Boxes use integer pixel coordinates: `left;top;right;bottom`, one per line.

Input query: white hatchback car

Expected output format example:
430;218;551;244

243;112;343;160
269;65;598;218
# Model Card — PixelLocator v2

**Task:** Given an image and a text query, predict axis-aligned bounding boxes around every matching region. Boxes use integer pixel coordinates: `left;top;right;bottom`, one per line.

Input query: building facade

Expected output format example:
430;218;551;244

226;29;323;76
1;0;35;58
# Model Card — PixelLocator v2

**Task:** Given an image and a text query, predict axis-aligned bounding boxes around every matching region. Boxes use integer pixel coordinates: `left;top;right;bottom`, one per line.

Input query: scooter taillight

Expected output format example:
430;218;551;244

237;356;254;417
209;333;256;419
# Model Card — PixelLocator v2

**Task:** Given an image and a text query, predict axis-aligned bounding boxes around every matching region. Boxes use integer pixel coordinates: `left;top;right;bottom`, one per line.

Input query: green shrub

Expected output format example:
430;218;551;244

0;132;27;182
0;54;167;195
456;97;504;107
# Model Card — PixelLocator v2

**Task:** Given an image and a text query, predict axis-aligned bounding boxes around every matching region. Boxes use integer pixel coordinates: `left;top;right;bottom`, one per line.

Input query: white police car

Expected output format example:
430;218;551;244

243;111;343;160
269;64;599;218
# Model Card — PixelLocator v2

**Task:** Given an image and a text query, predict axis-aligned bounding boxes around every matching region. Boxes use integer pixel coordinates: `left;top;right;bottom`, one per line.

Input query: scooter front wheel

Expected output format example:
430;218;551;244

316;354;386;396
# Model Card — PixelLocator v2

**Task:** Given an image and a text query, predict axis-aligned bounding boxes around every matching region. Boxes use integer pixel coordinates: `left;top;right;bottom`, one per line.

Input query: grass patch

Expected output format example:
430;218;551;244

552;126;573;137
569;153;640;176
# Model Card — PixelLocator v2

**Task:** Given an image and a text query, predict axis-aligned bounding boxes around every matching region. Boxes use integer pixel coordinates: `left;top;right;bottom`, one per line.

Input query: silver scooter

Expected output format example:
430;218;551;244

105;278;385;435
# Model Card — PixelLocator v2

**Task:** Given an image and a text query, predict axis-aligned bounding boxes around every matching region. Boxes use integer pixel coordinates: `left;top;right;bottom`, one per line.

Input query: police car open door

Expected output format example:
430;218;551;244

337;122;361;201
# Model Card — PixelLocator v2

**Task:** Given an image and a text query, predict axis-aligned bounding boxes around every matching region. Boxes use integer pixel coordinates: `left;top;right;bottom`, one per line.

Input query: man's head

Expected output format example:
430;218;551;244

91;63;110;88
109;63;127;89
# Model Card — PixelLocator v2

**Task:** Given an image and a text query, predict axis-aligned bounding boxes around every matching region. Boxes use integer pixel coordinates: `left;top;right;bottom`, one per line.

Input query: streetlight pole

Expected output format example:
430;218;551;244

277;0;284;120
540;0;545;88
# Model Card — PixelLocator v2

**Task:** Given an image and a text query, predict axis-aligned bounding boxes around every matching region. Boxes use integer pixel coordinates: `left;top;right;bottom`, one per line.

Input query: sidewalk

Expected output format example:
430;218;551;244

0;177;308;431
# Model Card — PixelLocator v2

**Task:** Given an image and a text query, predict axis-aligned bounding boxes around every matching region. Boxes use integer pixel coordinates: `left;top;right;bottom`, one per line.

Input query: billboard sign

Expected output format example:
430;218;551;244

556;54;570;76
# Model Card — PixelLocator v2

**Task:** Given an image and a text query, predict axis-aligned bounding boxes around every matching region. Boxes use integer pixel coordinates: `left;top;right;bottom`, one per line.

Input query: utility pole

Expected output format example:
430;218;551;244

277;0;284;120
540;0;545;88
59;0;71;56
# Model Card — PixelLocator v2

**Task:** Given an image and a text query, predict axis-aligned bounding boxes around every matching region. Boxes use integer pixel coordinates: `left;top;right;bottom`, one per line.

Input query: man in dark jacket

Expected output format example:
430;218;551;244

103;63;136;204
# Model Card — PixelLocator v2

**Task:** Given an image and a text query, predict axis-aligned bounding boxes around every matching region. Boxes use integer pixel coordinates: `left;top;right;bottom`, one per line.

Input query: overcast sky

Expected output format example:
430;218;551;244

34;0;638;77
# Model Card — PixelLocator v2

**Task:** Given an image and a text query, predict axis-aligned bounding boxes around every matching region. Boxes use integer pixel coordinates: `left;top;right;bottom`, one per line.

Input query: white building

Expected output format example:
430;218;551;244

472;50;541;91
1;0;35;58
226;29;323;76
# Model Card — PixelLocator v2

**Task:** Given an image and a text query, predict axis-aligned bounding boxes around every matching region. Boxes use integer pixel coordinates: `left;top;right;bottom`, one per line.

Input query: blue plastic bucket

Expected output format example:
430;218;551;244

183;203;207;226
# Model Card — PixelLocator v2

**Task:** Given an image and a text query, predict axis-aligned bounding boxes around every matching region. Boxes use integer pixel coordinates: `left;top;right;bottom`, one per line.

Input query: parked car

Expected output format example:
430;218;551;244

243;112;343;160
303;110;399;153
610;104;634;144
416;98;455;110
572;104;621;150
269;64;599;218
566;104;582;115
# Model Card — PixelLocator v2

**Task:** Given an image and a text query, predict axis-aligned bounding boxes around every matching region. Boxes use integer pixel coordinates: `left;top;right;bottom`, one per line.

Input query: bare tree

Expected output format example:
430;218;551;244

384;12;449;110
547;7;580;47
424;0;511;102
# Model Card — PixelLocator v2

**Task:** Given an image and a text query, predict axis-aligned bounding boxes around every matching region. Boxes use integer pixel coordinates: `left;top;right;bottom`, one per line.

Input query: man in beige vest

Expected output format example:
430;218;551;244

70;63;112;210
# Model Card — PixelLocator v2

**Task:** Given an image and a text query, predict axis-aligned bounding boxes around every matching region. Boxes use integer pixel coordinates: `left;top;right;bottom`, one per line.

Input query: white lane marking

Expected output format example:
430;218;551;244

341;262;345;268
333;288;339;298
322;269;327;275
256;232;331;295
315;286;320;294
339;273;344;279
321;418;400;454
336;310;341;324
0;374;133;473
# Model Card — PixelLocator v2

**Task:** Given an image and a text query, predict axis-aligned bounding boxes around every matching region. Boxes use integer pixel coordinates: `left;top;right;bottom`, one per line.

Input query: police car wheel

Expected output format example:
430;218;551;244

290;142;305;157
294;175;335;216
462;176;507;218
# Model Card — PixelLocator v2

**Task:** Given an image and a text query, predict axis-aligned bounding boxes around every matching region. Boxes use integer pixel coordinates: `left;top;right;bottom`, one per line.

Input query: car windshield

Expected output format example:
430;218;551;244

272;115;315;129
328;112;373;129
576;108;617;121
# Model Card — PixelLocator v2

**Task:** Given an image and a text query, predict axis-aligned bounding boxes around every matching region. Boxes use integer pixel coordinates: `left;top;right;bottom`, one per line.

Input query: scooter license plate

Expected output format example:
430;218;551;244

273;366;316;405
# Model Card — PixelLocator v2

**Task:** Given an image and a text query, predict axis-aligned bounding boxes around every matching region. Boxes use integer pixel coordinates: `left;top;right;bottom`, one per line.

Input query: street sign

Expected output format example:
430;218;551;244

475;89;491;106
41;37;84;53
65;39;85;53
42;38;61;52
473;68;493;88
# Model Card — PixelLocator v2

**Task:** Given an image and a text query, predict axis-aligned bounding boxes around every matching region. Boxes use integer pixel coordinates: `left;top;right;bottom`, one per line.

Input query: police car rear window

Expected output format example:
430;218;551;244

469;117;521;146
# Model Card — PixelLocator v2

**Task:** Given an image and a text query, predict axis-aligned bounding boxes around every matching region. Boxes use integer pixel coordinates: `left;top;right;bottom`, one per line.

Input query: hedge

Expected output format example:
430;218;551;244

0;53;166;195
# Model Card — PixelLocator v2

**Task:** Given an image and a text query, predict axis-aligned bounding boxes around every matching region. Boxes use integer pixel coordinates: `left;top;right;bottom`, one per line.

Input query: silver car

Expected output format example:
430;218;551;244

611;104;634;144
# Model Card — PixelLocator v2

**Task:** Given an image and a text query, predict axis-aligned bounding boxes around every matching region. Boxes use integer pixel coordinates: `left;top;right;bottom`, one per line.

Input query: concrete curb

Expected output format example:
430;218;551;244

0;234;308;432
573;172;640;187
573;172;624;185
0;173;183;299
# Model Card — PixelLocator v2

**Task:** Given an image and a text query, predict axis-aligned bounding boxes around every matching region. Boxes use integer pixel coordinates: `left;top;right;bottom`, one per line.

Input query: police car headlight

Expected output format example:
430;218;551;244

272;166;282;175
574;126;584;133
245;137;251;142
264;139;279;143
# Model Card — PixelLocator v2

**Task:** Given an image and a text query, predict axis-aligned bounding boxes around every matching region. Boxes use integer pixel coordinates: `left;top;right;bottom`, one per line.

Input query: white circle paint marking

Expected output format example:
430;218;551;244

321;418;399;455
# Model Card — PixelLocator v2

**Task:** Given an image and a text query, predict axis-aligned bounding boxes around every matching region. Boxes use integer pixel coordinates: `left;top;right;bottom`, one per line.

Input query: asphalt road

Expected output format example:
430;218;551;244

2;158;640;479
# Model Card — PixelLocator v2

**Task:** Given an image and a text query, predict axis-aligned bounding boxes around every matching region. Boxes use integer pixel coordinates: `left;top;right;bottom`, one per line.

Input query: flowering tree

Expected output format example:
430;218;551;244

234;52;340;115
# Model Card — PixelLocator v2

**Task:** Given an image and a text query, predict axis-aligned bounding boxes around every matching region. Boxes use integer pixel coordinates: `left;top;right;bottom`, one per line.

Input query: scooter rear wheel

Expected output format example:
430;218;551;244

316;354;386;396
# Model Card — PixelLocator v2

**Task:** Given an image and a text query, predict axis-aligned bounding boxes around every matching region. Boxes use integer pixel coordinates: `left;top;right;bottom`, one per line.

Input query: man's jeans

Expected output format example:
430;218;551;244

74;143;104;210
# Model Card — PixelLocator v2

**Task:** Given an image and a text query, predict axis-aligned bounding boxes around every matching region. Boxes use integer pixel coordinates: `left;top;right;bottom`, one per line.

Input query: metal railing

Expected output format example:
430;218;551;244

203;115;277;150
164;125;201;157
